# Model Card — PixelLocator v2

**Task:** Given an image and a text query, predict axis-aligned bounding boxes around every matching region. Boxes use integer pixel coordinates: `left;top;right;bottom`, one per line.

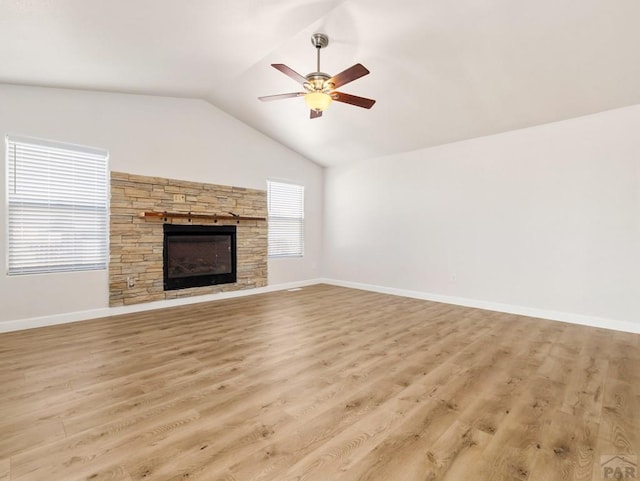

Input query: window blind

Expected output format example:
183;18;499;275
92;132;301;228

267;181;304;258
6;135;109;275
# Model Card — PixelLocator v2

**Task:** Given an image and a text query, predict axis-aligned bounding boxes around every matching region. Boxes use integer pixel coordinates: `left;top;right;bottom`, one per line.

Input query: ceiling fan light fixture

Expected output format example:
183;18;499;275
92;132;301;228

259;33;375;118
305;91;332;111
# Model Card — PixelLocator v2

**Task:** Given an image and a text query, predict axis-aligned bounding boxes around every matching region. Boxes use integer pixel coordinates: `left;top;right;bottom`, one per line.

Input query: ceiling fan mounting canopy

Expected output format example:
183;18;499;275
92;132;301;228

311;33;329;49
258;33;376;119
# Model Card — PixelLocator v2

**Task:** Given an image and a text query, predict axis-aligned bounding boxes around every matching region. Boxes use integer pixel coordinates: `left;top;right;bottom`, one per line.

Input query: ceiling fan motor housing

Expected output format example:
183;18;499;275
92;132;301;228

304;73;333;93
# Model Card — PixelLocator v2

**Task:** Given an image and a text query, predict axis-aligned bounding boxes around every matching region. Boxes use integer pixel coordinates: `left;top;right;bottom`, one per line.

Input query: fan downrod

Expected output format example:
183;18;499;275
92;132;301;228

308;33;330;82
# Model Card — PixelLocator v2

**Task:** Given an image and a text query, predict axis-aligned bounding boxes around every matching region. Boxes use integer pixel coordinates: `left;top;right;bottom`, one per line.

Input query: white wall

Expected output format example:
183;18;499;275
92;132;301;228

324;105;640;328
0;84;323;324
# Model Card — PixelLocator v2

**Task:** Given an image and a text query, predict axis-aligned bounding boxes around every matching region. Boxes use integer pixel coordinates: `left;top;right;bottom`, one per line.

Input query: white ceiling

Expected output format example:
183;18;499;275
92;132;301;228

1;0;640;167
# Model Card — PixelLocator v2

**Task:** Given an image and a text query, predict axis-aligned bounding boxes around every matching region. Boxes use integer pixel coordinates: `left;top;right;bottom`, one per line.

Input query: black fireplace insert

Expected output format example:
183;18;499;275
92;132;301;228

163;224;237;291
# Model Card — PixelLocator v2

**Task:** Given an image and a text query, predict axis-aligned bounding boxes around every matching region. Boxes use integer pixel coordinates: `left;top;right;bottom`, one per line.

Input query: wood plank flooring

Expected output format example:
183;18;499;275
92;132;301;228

0;284;639;481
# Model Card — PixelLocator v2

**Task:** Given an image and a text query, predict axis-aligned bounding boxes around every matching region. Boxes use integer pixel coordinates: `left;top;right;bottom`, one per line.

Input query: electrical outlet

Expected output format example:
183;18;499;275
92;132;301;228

173;194;186;203
127;277;135;288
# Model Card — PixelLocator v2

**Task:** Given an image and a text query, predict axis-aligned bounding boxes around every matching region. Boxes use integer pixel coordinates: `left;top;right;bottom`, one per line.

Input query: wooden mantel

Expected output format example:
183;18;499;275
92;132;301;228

138;211;266;222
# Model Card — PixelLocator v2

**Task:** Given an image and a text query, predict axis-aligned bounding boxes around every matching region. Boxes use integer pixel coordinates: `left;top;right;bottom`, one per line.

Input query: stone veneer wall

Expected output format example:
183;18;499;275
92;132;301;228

109;172;267;306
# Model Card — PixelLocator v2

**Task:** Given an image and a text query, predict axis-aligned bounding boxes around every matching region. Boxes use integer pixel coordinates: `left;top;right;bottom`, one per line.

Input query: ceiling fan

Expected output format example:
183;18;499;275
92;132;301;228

258;33;376;119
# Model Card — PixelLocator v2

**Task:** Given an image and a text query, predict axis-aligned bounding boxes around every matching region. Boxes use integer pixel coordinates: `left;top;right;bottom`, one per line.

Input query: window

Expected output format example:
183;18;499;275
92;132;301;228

5;135;109;275
267;180;304;258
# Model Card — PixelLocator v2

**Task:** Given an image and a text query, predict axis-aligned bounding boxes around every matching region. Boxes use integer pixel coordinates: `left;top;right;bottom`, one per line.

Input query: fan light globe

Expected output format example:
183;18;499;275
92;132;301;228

305;91;332;111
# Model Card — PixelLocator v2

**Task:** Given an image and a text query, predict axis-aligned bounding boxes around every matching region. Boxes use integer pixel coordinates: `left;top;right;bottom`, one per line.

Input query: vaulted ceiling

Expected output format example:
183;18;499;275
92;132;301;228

1;0;640;166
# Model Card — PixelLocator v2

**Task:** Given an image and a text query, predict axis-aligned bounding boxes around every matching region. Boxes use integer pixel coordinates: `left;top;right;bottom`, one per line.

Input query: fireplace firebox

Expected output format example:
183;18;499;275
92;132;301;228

163;224;237;291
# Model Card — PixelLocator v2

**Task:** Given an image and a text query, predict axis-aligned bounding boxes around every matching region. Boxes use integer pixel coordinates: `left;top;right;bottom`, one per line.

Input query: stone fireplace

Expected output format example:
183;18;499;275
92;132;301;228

109;172;267;306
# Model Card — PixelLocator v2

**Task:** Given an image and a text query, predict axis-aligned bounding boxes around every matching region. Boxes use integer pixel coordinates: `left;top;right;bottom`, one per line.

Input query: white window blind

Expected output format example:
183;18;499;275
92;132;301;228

268;181;304;258
6;135;109;275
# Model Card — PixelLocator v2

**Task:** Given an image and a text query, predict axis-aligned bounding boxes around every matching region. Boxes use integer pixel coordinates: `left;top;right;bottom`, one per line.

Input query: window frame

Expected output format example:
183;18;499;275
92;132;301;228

5;135;110;276
267;180;305;259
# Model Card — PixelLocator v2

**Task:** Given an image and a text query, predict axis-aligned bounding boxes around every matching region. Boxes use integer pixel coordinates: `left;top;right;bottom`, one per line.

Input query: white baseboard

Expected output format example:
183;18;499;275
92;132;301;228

3;277;638;335
0;278;324;333
318;278;640;334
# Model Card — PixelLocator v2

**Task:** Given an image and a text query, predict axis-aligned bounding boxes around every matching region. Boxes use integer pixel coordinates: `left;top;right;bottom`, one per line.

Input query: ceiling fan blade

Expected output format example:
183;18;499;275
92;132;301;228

329;63;370;89
258;92;305;102
332;91;376;109
310;110;323;119
272;64;308;86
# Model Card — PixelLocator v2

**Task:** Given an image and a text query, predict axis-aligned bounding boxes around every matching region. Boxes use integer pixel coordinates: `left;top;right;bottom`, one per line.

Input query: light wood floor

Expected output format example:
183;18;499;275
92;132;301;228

1;284;639;481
